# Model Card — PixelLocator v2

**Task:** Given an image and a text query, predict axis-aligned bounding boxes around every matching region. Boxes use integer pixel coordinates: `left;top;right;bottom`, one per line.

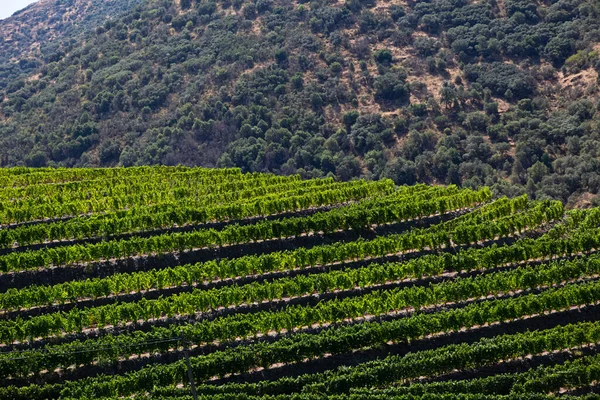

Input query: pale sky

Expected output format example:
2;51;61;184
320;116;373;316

0;0;39;20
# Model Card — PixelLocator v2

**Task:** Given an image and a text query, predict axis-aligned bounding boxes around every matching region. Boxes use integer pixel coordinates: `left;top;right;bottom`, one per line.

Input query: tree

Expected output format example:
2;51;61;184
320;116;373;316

511;160;526;184
463;62;536;99
382;158;417;185
528;161;549;183
343;110;359;127
275;49;288;65
26;151;48;167
440;82;456;110
310;93;323;109
464;112;489;132
330;62;343;74
544;36;576;66
336;157;361;181
374;71;410;103
374;49;393;65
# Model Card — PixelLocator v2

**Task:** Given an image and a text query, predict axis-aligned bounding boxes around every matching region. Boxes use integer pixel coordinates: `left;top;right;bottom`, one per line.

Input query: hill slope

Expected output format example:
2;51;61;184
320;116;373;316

0;0;600;203
0;0;143;86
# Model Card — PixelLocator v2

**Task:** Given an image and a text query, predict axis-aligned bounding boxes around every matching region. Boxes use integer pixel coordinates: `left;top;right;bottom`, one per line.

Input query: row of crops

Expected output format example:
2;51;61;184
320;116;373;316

0;166;599;399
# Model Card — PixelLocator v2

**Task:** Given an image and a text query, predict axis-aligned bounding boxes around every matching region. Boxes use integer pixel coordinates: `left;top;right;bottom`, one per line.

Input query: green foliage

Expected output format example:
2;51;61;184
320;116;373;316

374;49;393;64
463;63;537;99
0;0;598;201
1;168;600;400
374;70;410;103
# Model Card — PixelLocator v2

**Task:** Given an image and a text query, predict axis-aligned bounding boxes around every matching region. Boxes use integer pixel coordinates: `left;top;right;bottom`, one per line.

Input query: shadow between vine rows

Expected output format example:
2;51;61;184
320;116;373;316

2;243;588;322
208;303;600;387
0;204;348;257
0;210;470;292
1;231;550;351
3;282;598;387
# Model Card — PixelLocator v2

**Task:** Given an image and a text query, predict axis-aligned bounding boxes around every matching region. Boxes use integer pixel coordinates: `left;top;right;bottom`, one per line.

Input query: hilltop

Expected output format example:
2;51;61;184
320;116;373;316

0;0;600;204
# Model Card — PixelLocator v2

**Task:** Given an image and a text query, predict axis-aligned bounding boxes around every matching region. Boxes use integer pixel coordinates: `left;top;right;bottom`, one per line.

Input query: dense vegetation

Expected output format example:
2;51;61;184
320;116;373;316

0;0;599;203
1;166;600;399
0;0;143;84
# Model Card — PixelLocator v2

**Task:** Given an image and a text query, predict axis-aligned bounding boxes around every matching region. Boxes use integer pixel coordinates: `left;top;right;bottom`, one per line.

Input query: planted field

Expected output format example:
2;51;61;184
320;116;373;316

1;166;600;399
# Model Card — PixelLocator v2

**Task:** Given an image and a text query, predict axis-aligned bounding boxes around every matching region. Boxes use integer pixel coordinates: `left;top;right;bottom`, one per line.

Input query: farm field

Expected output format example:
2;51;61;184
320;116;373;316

1;167;600;399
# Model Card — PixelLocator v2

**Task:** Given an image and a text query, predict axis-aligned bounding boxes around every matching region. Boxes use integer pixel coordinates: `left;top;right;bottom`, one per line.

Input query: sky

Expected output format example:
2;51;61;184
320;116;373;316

0;0;39;20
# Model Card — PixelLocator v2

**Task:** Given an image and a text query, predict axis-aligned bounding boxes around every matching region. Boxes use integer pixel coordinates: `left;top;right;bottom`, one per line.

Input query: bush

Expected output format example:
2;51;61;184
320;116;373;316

330;62;343;74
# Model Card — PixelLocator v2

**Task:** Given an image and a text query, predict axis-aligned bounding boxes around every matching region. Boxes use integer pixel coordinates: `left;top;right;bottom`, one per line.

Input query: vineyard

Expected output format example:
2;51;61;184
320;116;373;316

1;166;600;400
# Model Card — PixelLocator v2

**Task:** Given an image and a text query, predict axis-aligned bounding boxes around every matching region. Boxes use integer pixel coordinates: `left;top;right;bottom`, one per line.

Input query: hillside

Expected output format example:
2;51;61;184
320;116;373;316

0;0;142;86
0;0;600;204
2;167;600;399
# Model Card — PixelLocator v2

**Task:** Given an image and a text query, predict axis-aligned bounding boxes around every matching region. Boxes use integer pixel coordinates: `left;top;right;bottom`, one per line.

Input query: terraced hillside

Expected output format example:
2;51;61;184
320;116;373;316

1;167;600;399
